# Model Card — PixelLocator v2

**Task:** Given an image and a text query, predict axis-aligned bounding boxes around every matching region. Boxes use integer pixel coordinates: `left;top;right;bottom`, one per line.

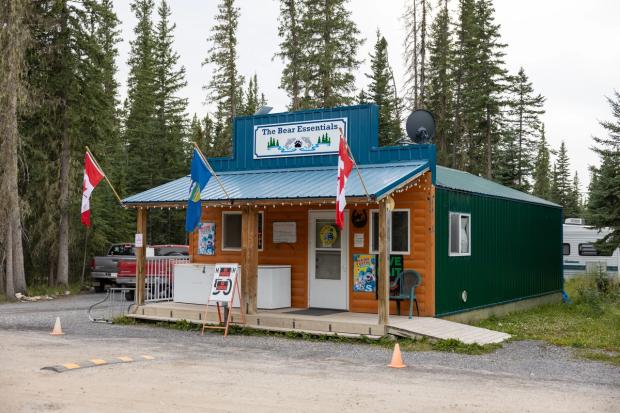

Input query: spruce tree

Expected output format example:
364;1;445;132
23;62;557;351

301;0;362;108
203;0;244;154
125;0;158;194
150;0;190;244
276;0;305;110
242;73;267;115
503;67;545;190
153;0;189;178
532;125;552;199
553;141;574;214
366;31;402;146
588;91;620;250
403;0;432;109
426;0;453;165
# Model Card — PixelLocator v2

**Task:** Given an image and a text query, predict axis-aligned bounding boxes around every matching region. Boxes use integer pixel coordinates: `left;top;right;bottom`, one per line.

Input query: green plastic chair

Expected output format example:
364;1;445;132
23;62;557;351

389;270;422;319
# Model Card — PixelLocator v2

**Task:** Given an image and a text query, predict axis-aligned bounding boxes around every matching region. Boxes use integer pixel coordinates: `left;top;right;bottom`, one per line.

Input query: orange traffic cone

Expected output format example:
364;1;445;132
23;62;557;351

388;343;406;368
50;317;64;336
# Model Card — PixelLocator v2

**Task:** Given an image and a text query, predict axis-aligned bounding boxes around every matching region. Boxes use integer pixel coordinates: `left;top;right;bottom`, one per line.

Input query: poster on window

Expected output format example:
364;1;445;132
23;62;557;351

197;222;216;255
209;264;240;303
353;254;377;292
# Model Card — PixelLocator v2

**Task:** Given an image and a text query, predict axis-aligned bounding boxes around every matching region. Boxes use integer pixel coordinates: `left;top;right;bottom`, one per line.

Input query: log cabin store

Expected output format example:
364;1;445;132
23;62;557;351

123;104;563;326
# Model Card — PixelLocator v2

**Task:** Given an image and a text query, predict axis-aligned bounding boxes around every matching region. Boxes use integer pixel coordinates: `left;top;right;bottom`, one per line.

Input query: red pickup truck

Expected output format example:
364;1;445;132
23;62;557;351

90;244;188;292
115;245;190;287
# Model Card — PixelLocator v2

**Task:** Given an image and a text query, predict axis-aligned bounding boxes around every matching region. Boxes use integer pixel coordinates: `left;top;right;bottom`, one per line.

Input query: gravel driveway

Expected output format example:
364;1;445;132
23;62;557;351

0;293;618;412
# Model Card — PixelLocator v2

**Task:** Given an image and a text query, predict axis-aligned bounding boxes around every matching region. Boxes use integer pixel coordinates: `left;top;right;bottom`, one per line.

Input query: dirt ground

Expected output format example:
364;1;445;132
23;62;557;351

0;294;618;412
0;328;617;413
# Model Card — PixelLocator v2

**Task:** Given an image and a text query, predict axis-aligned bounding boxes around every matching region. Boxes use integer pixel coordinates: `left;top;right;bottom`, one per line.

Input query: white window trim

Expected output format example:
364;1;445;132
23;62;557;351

369;208;411;255
221;210;265;252
449;212;472;257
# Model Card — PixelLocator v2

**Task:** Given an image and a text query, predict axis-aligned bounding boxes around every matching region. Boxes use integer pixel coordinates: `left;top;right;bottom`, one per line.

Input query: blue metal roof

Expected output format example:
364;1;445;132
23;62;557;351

122;161;429;205
436;166;560;207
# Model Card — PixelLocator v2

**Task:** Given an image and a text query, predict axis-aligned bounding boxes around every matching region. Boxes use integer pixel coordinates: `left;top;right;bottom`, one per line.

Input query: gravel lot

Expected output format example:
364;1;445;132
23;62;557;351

0;293;618;412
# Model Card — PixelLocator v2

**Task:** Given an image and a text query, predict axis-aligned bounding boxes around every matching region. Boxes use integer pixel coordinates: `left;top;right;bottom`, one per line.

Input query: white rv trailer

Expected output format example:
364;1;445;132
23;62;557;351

563;219;619;278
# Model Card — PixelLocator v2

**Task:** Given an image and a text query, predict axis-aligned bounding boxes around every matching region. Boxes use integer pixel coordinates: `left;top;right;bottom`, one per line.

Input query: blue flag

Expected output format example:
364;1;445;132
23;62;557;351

185;149;212;232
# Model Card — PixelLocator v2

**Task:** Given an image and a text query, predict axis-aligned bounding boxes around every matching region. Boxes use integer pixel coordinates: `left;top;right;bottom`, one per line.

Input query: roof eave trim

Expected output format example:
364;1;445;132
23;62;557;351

374;166;430;201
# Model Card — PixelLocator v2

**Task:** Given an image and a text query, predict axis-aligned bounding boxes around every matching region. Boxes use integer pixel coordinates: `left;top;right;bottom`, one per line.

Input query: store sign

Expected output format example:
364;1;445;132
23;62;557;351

208;264;240;303
253;118;347;159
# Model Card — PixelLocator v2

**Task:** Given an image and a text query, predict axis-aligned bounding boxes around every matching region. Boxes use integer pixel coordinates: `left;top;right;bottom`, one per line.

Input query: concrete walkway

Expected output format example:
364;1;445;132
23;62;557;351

388;317;511;345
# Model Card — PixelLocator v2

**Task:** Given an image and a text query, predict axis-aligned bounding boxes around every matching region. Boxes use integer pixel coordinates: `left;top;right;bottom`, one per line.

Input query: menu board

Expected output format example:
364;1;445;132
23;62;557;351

273;221;296;243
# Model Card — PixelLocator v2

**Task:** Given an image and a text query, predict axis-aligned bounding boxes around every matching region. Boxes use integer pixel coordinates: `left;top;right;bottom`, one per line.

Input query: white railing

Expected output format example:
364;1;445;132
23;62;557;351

144;257;190;303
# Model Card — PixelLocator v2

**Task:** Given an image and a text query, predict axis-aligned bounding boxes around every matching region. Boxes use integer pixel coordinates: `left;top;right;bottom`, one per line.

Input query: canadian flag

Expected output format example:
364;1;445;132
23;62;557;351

336;130;354;229
81;152;105;227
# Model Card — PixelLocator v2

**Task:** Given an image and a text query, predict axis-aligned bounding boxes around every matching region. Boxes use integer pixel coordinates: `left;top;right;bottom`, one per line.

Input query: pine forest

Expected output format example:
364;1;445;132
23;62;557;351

0;0;618;296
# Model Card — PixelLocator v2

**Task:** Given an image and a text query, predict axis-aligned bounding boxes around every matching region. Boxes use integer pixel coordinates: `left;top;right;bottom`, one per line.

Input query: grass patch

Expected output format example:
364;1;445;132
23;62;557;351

476;275;620;361
577;350;620;366
112;315;138;325
27;282;84;297
114;318;500;355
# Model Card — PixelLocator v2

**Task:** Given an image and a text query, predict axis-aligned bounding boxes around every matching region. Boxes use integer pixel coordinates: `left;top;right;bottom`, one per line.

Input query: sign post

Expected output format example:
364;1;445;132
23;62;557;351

201;263;246;336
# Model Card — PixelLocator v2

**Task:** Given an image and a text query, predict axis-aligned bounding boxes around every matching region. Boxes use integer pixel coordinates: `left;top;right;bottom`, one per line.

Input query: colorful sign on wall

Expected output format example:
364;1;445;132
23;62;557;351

353;254;377;292
197;222;215;255
253;118;347;159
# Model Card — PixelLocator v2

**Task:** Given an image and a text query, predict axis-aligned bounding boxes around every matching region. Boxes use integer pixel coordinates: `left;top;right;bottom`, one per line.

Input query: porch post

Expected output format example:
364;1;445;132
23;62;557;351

135;207;148;306
242;206;258;314
378;199;390;325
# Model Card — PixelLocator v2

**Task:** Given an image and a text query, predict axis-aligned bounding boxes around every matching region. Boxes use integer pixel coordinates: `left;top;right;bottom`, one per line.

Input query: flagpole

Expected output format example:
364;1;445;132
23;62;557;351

338;127;371;201
192;142;232;201
85;146;124;205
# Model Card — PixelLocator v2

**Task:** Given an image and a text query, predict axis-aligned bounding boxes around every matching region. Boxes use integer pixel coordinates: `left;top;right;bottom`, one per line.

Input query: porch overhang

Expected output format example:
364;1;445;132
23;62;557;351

121;161;430;208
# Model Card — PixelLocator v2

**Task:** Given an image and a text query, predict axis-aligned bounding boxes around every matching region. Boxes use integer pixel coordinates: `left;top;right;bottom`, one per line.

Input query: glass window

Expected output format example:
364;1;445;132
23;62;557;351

222;211;264;251
370;210;410;254
222;213;242;250
109;245;134;256
563;243;570;256
579;243;612;257
449;212;471;256
391;211;409;253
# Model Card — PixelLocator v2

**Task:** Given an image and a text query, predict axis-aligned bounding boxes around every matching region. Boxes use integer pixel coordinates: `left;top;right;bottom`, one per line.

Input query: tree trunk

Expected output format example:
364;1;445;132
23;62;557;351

1;0;28;297
486;108;492;178
419;0;427;107
56;122;71;286
4;224;15;298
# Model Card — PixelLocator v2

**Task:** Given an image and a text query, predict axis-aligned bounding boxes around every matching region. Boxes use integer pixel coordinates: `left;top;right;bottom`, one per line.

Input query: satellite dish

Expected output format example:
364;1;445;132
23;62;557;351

254;105;273;115
406;109;436;144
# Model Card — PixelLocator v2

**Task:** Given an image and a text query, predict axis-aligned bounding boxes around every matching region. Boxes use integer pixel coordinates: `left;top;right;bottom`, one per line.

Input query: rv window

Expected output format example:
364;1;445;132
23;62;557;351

562;243;570;255
449;212;471;256
369;209;410;254
579;243;612;257
221;211;264;251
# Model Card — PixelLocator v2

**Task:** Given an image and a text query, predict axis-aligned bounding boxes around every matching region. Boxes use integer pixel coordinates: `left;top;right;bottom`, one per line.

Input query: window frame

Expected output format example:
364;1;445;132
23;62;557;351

368;208;411;255
563;243;571;256
578;242;611;257
448;212;472;257
221;210;264;252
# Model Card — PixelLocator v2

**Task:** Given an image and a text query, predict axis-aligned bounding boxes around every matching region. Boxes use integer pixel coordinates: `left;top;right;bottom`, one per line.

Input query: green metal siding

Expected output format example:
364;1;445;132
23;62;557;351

435;188;563;316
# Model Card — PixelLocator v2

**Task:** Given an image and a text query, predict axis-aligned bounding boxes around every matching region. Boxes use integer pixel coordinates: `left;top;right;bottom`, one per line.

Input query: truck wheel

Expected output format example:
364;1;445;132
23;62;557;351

125;290;135;302
94;284;106;293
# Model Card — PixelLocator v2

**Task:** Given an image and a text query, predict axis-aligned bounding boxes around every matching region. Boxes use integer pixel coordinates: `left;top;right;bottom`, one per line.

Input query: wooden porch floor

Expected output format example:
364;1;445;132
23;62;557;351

129;301;510;345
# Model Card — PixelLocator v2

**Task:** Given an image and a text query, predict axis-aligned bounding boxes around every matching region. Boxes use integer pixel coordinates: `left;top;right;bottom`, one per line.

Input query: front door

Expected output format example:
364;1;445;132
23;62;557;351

308;211;348;309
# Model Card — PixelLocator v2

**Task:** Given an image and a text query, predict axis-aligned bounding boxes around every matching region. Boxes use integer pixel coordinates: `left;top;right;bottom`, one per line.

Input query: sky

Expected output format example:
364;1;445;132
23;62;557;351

112;0;620;194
